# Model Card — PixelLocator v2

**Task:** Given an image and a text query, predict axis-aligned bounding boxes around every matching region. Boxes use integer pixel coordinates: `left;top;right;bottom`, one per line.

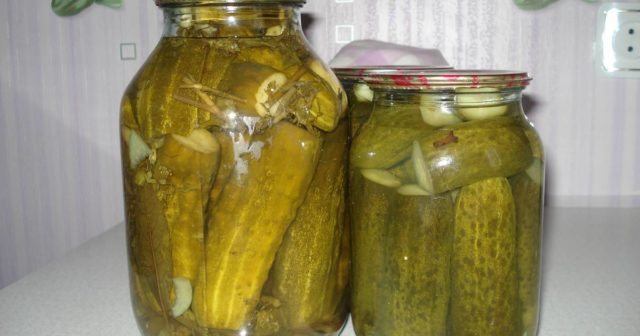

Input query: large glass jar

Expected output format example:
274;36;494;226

346;70;544;336
119;1;349;335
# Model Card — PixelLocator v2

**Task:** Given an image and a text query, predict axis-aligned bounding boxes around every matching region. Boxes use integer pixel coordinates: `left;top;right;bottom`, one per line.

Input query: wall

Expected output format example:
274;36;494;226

0;0;162;289
0;0;638;288
303;0;640;208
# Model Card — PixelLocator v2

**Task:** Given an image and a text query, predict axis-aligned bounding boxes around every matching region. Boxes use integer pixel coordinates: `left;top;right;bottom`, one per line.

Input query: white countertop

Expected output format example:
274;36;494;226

1;207;639;335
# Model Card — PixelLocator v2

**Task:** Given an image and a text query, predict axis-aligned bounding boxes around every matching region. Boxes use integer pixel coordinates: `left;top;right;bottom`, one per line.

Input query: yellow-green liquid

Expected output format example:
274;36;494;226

349;97;543;336
122;32;348;336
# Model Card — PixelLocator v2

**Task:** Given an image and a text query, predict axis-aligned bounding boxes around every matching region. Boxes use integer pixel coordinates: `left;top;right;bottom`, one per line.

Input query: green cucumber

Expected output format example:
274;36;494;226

451;177;519;336
383;194;454;336
510;171;544;336
349;173;396;335
394;117;533;194
350;104;431;169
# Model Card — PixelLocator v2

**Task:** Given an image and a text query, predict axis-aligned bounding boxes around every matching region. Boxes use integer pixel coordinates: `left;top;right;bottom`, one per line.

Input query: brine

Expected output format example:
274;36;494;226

346;78;544;336
121;5;349;336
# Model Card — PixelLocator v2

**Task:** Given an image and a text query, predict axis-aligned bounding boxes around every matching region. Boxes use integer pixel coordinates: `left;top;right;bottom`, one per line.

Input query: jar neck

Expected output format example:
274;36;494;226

162;5;302;38
373;88;524;107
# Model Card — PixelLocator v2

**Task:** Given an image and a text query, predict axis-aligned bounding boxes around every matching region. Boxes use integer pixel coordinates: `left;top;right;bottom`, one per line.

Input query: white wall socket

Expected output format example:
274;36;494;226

597;3;640;77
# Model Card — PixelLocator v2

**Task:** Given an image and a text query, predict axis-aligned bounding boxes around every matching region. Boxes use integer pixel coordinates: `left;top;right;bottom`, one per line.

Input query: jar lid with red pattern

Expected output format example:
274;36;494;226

333;68;531;91
155;0;305;6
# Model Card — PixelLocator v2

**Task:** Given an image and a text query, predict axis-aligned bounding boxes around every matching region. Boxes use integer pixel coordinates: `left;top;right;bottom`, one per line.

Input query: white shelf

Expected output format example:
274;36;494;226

1;207;639;335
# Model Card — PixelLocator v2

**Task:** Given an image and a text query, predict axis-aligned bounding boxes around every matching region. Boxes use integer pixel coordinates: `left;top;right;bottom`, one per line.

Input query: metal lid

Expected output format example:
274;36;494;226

155;0;305;6
333;68;531;90
333;66;452;83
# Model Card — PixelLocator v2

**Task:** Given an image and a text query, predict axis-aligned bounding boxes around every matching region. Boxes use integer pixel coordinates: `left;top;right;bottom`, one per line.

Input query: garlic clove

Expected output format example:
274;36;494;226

361;169;402;188
525;158;543;185
171;277;193;317
397;184;431;196
354;83;374;103
128;129;151;170
419;96;463;127
172;129;220;154
420;107;462;127
265;24;285;36
412;141;434;193
455;87;508;120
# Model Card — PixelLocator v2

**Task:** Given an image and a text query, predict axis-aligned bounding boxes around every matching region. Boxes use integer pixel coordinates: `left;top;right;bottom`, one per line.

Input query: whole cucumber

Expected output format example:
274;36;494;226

393;117;533;194
451;177;519;336
382;194;454;336
192;122;322;330
349;173;396;336
351;104;431;169
349;101;373;136
510;170;544;336
133;38;211;139
265;122;348;332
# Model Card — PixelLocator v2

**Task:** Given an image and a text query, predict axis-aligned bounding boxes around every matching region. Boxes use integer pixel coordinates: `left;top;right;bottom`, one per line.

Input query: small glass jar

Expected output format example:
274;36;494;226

120;1;349;335
346;70;544;336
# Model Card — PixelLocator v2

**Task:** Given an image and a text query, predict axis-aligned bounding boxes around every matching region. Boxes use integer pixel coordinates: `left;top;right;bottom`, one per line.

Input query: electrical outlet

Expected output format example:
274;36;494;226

613;23;640;59
597;3;640;77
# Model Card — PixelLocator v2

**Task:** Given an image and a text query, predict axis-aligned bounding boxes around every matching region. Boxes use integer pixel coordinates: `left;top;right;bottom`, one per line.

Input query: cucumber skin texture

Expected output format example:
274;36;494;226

423;119;532;194
130;38;211;139
382;195;454;336
127;184;174;321
192;122;322;330
524;126;544;160
350;104;432;170
391;117;533;194
349;101;373;136
451;177;519;336
266;122;349;331
349;173;396;336
154;135;220;281
350;180;454;336
510;172;543;336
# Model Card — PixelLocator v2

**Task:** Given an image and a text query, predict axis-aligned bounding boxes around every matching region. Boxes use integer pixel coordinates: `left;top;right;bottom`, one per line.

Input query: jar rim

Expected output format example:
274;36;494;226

333;68;532;90
155;0;305;6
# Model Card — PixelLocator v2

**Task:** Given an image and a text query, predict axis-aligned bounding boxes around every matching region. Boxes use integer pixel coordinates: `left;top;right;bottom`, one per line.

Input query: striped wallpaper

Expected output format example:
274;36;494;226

0;0;638;288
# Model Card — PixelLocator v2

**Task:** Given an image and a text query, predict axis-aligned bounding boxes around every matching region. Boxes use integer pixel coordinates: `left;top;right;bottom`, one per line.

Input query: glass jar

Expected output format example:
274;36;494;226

347;70;544;336
119;1;349;335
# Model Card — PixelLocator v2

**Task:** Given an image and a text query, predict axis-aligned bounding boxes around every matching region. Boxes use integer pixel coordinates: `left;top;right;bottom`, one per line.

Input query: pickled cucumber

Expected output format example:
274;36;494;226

451;177;518;336
318;213;351;330
350;173;396;336
192;122;322;330
304;59;348;132
510;170;544;336
381;194;454;336
206;131;237;212
128;184;174;320
222;62;288;118
236;45;292;71
349;100;373;136
131;38;211;139
394;118;533;194
350;104;431;169
153;130;220;281
524;127;544;160
265;122;348;332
